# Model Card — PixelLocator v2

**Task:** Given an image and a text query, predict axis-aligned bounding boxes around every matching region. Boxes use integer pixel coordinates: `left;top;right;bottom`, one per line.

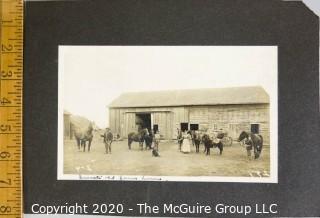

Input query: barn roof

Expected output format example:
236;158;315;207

63;110;71;115
109;86;270;108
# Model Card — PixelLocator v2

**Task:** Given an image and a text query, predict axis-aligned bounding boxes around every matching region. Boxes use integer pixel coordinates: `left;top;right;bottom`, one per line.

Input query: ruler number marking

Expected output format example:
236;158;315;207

0;125;11;132
0;151;11;159
0;205;12;214
1;44;13;52
1;70;13;78
0;179;11;186
0;98;12;105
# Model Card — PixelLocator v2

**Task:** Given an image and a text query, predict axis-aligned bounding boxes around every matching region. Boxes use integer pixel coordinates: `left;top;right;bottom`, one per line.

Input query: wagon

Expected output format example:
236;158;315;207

213;131;233;147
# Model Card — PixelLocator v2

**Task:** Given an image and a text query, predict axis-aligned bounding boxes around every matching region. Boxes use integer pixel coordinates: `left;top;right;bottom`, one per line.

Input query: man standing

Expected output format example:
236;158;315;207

152;130;161;157
101;128;113;154
154;130;160;151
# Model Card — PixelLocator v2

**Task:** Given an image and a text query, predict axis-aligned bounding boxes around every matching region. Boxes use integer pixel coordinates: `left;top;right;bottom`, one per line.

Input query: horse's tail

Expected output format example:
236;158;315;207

258;134;263;145
257;134;263;153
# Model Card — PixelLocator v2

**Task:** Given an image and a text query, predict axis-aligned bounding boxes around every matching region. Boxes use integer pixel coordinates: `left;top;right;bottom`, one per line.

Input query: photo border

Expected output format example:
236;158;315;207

57;45;278;183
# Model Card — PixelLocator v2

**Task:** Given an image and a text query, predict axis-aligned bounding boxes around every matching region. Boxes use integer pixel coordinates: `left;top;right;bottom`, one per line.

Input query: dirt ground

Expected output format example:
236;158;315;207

63;134;270;178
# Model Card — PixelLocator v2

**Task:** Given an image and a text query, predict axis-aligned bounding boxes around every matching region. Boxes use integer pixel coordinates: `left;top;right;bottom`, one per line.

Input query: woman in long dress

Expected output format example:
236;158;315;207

181;130;191;153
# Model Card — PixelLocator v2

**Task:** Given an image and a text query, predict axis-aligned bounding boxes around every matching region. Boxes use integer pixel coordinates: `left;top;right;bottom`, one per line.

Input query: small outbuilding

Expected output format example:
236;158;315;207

63;110;72;139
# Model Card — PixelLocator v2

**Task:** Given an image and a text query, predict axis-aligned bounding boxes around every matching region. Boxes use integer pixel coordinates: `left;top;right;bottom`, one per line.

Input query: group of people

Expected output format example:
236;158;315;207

101;127;162;155
177;129;223;154
143;128;161;150
101;127;263;159
139;128;161;156
177;129;203;154
102;127;222;156
177;129;192;153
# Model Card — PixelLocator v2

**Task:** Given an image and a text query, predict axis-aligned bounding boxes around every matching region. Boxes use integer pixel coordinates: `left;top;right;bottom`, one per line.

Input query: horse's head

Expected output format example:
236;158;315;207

238;131;249;142
138;128;147;138
193;131;200;140
201;134;209;143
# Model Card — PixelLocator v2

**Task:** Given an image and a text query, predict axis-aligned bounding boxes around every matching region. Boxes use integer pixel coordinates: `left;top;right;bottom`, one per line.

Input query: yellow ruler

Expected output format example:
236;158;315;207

0;0;23;217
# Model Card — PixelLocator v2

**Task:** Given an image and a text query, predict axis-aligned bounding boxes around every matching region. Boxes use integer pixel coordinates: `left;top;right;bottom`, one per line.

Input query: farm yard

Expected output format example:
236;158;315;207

63;86;272;179
63;134;270;178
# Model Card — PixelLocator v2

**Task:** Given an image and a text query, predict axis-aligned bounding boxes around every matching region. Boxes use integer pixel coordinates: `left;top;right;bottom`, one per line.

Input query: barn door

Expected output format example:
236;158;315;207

125;113;136;136
151;112;172;139
180;123;188;131
190;124;199;130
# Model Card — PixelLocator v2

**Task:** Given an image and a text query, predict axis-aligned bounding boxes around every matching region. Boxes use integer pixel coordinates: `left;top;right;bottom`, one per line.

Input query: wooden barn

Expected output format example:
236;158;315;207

108;86;270;145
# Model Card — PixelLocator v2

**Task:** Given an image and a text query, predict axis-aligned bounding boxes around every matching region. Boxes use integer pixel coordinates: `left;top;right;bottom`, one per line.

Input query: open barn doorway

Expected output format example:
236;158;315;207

136;113;151;132
190;124;199;131
180;123;189;132
251;124;260;134
153;124;159;134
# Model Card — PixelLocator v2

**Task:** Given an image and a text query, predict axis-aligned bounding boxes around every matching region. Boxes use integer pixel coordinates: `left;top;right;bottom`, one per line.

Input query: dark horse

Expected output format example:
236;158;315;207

128;128;148;150
144;131;153;150
192;131;201;153
238;131;263;159
201;134;223;155
74;123;94;152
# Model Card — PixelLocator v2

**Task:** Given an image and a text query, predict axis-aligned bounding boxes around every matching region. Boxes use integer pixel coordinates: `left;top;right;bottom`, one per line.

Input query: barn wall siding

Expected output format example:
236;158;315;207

152;112;171;138
109;104;270;145
205;104;270;144
172;107;189;138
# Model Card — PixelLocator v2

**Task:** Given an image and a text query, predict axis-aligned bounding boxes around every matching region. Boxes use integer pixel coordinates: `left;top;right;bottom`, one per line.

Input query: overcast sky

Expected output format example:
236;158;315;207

59;46;277;128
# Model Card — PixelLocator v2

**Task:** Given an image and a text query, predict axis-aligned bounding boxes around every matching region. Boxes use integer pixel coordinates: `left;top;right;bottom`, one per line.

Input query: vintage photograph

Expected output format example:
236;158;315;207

58;46;277;183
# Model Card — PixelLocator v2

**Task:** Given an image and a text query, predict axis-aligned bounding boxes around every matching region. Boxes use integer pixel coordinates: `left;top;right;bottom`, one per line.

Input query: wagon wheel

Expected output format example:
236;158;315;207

221;136;233;146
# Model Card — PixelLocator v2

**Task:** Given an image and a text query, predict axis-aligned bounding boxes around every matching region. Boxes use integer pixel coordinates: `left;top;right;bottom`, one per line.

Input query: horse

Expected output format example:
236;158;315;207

127;128;148;150
238;131;263;159
201;134;223;155
101;129;113;154
191;130;196;146
192;131;201;153
74;123;94;152
144;131;153;150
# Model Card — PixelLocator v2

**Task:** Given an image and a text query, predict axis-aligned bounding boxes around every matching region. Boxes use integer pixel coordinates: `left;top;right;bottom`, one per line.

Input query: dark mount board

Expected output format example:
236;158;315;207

24;0;319;217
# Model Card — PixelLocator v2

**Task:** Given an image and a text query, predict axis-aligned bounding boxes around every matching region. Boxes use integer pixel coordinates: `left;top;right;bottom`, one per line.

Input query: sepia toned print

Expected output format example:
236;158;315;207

58;46;277;183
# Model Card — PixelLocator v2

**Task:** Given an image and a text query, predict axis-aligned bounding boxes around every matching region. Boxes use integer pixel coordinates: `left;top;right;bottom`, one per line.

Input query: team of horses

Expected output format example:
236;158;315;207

72;123;264;159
